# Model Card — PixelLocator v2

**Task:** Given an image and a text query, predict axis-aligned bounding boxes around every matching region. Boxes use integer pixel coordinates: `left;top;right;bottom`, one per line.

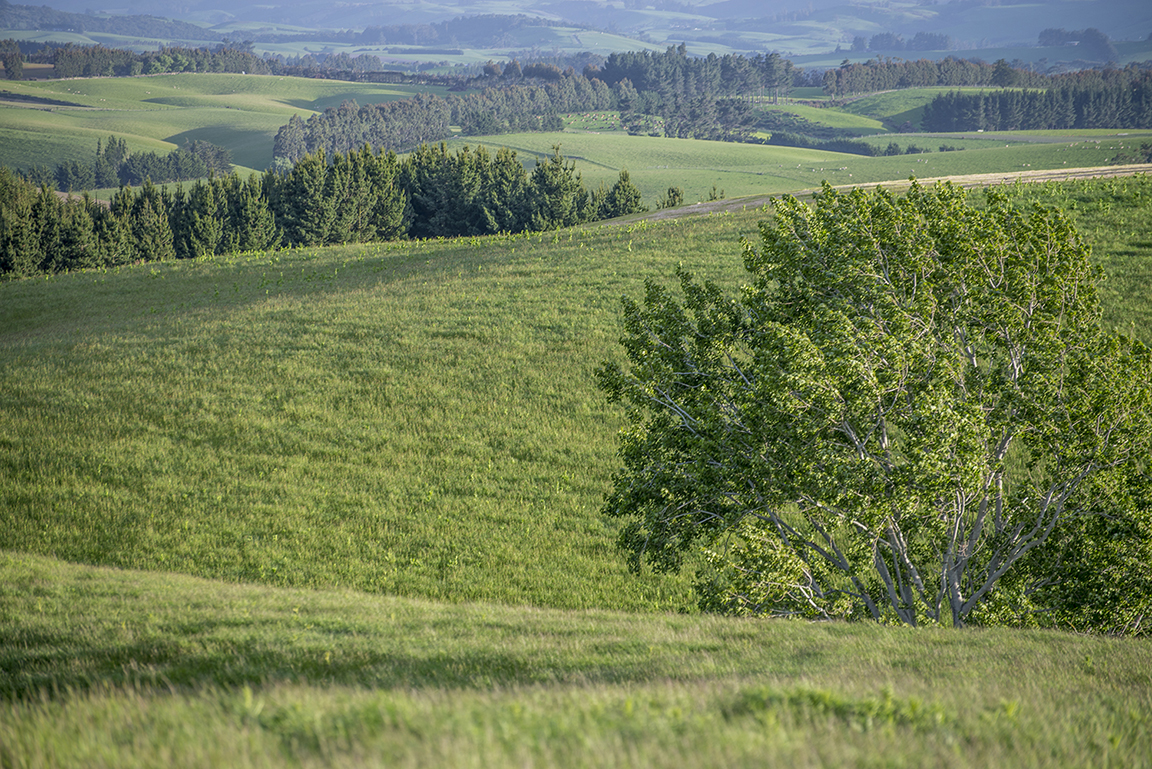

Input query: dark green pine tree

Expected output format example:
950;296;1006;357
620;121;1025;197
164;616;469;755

92;205;135;267
130;183;176;262
598;169;647;220
527;145;589;231
364;147;406;242
182;178;225;258
324;150;358;244
225;173;279;253
29;185;61;273
474;146;531;234
283;150;334;246
51;196;99;271
0;168;43;276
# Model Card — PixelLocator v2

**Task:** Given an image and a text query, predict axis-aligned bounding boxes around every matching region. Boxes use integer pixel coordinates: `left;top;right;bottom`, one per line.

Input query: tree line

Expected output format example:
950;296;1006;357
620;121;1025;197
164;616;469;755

272;76;617;162
821;56;1051;98
1038;27;1118;62
271;45;1077;159
273;45;800;161
1;144;647;279
848;32;952;53
21;136;233;193
11;40;452;82
921;66;1152;132
587;45;793;140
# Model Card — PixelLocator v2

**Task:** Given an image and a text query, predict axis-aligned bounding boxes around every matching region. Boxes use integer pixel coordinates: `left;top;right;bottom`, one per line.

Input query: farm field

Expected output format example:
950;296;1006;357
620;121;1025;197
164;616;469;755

0;74;446;172
451;128;1152;205
759;102;888;134
4;72;1151;208
3;173;1152;765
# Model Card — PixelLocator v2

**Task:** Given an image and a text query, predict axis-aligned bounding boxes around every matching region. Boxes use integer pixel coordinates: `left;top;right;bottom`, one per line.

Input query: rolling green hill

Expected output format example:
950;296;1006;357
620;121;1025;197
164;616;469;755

3;71;1150;205
3;174;1151;611
2;173;1152;766
0;74;446;172
453;127;1152;205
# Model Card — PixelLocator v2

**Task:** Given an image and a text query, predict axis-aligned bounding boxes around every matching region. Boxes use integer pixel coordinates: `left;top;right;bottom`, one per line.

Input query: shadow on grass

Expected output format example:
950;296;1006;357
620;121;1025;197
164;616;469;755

0;621;681;701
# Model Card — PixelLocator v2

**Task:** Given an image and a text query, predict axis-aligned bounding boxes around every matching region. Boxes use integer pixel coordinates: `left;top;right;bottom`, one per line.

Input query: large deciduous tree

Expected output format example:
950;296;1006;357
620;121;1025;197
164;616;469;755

598;182;1151;630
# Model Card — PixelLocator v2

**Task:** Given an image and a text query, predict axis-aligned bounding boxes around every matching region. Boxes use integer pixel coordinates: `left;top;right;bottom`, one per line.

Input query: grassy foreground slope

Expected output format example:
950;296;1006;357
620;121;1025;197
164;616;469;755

0;210;759;612
3;175;1152;615
2;174;1151;766
1;549;1150;767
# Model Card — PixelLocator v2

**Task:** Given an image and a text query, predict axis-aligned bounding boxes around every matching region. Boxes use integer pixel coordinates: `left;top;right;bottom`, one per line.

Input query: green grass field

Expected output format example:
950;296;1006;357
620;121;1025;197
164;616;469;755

2;550;1150;767
2;173;1152;762
449;128;1152;205
3;71;1152;764
0;74;445;171
759;102;888;134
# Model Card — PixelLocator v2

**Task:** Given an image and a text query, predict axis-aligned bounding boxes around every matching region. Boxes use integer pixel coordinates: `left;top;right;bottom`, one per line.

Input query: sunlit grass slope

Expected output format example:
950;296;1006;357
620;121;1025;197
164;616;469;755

452;129;1152;204
1;551;1150;767
0;74;446;171
3;174;1150;621
0;210;762;612
1;174;1151;766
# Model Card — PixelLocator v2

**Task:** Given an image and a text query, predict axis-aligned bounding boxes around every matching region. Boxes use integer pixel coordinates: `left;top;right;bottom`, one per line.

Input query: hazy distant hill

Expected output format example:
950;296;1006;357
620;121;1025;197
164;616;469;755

0;0;219;41
4;0;1151;59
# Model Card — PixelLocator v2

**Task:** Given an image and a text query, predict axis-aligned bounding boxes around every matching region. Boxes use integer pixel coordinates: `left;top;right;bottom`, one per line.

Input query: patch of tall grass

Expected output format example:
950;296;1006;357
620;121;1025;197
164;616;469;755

1;552;1149;767
0;211;759;611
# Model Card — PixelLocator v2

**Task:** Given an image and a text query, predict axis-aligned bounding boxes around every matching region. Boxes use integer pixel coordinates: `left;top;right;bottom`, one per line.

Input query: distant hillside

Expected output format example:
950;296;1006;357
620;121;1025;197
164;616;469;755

2;0;1150;64
0;0;220;42
37;0;1152;46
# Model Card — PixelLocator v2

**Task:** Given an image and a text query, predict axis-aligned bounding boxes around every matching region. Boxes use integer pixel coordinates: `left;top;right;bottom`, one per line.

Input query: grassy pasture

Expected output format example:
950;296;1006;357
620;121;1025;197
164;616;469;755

1;167;1151;765
0;212;763;612
0;74;445;172
837;86;995;129
1;550;1150;767
759;102;888;134
2;175;1150;612
450;129;1152;205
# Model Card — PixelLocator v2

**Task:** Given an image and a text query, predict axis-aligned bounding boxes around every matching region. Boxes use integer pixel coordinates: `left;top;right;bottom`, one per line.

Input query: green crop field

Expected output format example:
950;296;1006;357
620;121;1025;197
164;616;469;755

3;171;1152;765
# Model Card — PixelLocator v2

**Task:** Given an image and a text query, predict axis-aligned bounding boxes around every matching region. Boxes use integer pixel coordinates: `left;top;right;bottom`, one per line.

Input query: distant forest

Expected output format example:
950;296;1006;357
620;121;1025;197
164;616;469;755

274;45;800;160
921;66;1152;131
820;57;1052;97
0;0;219;42
25;136;234;193
273;47;1090;161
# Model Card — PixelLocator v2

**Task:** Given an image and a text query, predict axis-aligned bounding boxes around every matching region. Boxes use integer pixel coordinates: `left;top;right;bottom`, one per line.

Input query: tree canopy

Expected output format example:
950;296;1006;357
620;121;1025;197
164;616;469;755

598;182;1152;632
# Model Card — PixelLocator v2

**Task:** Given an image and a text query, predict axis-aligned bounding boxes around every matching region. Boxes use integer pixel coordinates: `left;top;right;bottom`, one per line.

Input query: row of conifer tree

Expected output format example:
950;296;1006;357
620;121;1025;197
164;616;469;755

0;144;647;278
921;66;1152;132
